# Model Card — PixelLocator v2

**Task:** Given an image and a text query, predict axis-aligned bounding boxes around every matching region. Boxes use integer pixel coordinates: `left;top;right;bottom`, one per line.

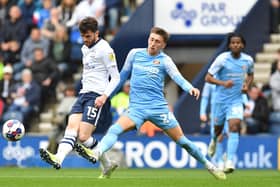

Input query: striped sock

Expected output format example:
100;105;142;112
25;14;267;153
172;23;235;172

56;129;77;163
82;136;98;149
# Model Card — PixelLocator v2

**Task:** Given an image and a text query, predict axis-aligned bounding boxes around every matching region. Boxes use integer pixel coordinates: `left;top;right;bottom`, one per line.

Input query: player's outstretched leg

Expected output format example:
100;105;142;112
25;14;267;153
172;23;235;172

75;123;123;163
176;136;226;180
39;149;61;169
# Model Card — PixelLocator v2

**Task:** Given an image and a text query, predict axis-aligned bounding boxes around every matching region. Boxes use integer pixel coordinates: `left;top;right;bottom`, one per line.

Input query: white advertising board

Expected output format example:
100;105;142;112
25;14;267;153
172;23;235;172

154;0;257;34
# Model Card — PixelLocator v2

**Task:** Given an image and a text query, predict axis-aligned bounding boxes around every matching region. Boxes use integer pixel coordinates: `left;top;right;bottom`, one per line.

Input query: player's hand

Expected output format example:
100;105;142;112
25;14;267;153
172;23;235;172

241;84;248;93
189;87;200;100
222;80;234;88
200;114;208;122
94;94;108;108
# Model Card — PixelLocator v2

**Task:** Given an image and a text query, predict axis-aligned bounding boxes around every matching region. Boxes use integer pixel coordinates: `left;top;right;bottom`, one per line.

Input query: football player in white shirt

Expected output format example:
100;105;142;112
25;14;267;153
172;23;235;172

40;17;120;178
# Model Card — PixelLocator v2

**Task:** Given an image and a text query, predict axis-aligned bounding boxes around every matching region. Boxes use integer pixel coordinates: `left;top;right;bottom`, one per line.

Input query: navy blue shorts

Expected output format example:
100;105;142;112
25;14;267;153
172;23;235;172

70;92;112;128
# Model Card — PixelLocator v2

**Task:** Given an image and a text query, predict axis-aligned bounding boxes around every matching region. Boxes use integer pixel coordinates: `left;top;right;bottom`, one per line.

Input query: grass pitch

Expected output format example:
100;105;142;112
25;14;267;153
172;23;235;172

0;168;279;187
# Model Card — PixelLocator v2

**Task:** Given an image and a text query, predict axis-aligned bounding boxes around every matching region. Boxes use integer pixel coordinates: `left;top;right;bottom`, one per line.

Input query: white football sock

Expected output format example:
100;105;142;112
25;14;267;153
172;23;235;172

56;129;77;164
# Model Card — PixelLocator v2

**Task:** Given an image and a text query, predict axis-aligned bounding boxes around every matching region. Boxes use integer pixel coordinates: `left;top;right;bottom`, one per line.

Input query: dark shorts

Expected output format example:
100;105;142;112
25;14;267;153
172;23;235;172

70;92;112;128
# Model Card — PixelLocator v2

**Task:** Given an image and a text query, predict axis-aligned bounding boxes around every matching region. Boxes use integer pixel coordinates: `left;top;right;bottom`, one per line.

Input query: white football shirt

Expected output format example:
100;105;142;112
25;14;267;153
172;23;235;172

80;39;119;96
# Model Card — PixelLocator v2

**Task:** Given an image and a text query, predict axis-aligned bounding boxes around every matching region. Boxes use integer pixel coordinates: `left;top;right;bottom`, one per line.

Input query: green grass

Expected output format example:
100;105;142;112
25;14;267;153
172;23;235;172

0;168;279;187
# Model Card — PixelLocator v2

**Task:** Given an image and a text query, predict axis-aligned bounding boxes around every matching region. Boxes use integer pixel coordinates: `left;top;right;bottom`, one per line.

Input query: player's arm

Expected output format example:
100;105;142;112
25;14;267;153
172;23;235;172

242;93;249;104
242;59;254;93
164;57;199;100
242;73;254;93
205;54;233;88
205;73;233;88
110;49;135;97
200;83;211;122
95;51;120;107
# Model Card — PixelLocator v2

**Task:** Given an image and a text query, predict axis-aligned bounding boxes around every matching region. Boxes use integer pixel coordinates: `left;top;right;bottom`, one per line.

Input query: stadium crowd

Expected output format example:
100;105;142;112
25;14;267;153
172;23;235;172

0;0;141;131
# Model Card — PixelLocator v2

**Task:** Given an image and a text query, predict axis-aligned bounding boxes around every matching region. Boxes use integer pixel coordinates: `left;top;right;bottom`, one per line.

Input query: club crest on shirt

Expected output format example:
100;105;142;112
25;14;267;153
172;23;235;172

108;53;116;62
153;60;160;64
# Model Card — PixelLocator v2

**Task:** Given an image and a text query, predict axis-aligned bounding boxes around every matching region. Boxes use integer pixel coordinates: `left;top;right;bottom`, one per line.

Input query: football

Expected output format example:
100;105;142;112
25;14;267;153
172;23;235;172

2;119;25;141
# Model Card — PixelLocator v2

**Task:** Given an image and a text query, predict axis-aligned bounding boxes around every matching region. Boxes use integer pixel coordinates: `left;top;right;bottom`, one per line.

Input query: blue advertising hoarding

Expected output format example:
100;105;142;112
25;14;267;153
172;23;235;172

0;134;278;169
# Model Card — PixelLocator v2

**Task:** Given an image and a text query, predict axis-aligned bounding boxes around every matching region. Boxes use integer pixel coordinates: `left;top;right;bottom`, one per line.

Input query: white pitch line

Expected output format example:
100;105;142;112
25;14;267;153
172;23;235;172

0;176;143;179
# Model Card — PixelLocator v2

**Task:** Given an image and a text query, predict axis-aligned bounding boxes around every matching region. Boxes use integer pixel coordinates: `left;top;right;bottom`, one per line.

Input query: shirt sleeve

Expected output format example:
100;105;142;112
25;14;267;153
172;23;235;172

208;54;225;75
102;46;118;68
247;56;254;74
242;93;249;105
102;47;120;97
164;56;193;93
104;65;120;97
110;49;135;97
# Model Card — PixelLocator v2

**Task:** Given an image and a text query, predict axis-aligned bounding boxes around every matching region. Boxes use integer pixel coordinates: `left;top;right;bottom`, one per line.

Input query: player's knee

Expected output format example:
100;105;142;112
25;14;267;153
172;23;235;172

214;125;223;136
107;124;123;135
229;126;240;132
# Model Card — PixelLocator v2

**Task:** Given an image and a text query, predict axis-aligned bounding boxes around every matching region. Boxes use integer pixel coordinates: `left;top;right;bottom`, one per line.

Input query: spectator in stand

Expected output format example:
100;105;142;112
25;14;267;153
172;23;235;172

269;60;280;130
271;48;280;75
31;47;59;105
14;27;49;79
243;85;270;134
48;26;72;78
0;0;18;27
33;0;53;28
261;48;280;98
66;0;105;36
41;7;64;41
105;0;122;35
122;0;136;17
57;0;76;26
0;65;15;105
0;5;28;65
270;0;280;33
2;69;41;131
18;0;39;34
0;65;15;120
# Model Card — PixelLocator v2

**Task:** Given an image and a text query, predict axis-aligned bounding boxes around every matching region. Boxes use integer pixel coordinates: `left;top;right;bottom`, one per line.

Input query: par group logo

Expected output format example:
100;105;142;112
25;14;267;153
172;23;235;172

171;2;197;28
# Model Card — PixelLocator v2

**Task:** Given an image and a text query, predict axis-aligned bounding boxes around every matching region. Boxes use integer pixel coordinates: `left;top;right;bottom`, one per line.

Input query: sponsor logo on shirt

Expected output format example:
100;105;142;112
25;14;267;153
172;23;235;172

134;64;159;74
109;53;116;62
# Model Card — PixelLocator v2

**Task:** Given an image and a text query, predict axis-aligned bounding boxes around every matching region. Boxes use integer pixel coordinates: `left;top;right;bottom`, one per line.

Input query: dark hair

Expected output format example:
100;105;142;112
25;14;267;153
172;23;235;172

79;17;98;33
150;27;169;43
226;32;246;48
